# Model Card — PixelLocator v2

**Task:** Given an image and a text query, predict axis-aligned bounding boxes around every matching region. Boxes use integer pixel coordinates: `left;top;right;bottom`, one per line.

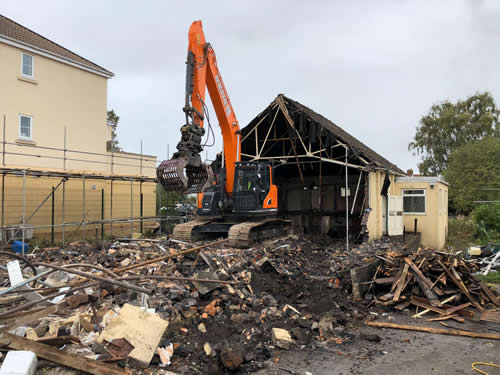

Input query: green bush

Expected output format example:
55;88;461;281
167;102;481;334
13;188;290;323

472;203;500;243
472;203;500;231
448;215;475;236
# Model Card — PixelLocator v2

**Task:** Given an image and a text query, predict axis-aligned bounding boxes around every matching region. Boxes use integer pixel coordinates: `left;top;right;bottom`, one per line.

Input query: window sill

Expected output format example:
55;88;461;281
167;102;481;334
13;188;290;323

16;138;36;146
403;212;427;216
17;76;38;85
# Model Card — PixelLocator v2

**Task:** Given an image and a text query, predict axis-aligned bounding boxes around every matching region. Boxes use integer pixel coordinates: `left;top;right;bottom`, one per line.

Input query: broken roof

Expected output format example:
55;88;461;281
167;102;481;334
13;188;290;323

242;94;405;175
0;14;113;78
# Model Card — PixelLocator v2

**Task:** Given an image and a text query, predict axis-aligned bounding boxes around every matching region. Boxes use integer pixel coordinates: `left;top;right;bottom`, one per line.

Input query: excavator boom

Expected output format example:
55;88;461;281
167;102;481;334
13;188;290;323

157;21;240;194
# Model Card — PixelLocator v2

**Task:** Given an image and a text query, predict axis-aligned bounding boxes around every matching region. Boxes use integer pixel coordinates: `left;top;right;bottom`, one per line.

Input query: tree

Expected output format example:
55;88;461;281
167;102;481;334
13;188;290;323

409;92;500;175
443;137;500;214
107;109;122;152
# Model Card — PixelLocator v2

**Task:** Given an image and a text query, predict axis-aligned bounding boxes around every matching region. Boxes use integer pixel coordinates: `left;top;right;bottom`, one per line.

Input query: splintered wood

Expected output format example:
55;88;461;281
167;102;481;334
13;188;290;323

366;321;500;340
361;249;500;322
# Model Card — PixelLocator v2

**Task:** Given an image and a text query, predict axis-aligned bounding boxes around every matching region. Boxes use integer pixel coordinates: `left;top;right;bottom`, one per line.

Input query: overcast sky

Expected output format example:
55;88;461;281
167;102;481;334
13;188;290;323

2;0;499;171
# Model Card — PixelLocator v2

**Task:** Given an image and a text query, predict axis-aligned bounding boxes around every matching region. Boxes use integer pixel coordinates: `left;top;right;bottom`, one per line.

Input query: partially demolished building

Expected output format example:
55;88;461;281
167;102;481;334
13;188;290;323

241;95;448;249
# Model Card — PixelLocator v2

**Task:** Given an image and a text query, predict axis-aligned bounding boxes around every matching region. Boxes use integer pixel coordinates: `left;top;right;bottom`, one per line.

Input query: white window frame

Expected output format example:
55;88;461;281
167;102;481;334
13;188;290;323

402;188;426;215
19;115;32;140
21;53;34;78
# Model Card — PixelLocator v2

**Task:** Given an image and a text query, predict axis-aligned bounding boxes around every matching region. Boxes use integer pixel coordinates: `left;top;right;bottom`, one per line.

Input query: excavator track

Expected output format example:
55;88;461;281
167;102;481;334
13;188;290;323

227;219;291;248
172;218;215;243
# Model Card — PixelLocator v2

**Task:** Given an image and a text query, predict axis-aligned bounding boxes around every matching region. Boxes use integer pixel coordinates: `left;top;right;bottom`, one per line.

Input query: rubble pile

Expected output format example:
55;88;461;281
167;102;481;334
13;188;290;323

357;247;500;322
0;236;498;374
0;236;381;374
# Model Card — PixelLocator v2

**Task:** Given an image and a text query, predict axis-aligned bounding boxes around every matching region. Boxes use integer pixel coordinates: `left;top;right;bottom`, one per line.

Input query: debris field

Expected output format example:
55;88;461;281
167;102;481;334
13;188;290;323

0;235;499;374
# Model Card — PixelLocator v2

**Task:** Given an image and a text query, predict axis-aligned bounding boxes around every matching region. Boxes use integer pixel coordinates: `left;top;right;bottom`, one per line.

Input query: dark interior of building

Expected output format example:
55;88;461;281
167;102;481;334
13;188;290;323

240;96;368;237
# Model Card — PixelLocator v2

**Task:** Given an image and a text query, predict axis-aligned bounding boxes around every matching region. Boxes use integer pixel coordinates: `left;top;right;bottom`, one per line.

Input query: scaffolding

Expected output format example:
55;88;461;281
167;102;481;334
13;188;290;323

0;114;184;253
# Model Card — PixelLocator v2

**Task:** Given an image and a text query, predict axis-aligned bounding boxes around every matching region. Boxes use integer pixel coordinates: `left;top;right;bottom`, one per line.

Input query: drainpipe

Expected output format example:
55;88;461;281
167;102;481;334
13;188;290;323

345;148;349;252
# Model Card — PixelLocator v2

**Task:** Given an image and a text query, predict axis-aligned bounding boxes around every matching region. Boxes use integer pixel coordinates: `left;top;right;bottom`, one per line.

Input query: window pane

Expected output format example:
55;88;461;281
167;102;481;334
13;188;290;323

22;54;33;76
403;196;425;213
404;189;424;195
20;116;31;138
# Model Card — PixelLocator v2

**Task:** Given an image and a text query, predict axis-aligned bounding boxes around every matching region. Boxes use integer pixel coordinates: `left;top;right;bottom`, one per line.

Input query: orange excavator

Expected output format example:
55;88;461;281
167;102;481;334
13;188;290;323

157;21;290;246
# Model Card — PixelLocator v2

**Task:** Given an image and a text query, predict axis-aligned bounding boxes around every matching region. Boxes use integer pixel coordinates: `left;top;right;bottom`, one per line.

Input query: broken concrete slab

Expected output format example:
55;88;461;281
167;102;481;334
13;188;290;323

256;257;279;274
203;342;216;357
272;328;294;349
97;303;168;368
192;271;220;295
0;350;37;375
350;260;380;299
7;261;45;304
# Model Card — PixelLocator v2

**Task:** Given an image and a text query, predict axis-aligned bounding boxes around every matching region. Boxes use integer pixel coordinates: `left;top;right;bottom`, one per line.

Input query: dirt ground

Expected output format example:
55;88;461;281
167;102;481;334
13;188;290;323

255;314;500;375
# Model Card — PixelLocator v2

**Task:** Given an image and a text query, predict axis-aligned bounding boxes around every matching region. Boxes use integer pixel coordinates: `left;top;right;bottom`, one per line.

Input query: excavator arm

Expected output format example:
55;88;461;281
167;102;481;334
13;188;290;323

157;21;240;195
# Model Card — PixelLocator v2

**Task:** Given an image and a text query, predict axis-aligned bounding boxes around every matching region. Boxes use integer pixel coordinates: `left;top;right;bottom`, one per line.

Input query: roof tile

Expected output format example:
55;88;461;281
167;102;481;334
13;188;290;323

0;14;113;77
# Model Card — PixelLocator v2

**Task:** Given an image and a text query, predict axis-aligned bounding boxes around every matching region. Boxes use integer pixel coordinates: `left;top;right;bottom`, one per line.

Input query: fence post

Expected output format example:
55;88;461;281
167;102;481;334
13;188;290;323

130;179;133;238
101;188;104;240
62;178;65;245
51;186;55;244
22;169;26;255
1;173;4;243
82;175;86;241
140;190;143;234
2;114;6;166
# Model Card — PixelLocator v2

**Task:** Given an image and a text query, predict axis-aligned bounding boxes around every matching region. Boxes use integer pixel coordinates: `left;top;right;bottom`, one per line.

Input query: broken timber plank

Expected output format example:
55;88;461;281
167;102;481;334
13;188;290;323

404;257;443;297
479;281;500;306
410;296;469;322
410;296;447;314
425;314;461;322
0;332;129;375
393;263;409;302
429;272;445;289
0;305;58;333
412;295;457;318
366;321;500;340
394;301;410;310
374;277;396;285
36;335;80;346
436;259;483;311
412;271;441;306
480;310;500;324
443;302;472;315
390;267;403;293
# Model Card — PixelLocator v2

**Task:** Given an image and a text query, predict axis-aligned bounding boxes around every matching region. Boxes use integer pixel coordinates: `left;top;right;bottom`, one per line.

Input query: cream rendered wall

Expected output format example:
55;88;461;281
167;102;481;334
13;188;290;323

0;42;160;240
0;42;107;171
105;151;157;177
366;170;396;240
392;181;448;249
2;175;157;240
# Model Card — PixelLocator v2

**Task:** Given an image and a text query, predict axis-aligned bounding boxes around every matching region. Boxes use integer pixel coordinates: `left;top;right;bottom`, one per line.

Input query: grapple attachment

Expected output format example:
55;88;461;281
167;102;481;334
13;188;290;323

157;157;211;193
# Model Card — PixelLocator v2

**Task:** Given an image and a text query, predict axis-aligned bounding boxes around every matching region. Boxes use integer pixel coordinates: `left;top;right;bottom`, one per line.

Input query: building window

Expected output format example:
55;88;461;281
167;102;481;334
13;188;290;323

19;115;32;139
21;53;34;77
403;189;426;214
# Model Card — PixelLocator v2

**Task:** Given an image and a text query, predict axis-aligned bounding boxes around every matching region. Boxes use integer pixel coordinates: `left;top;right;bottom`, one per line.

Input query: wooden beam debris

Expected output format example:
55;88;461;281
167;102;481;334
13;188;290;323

366;321;500;340
436;259;483;311
0;332;130;375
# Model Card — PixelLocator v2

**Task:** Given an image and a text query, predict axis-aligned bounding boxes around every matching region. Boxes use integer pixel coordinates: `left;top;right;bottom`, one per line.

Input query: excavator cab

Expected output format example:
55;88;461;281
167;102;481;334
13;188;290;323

232;162;278;214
